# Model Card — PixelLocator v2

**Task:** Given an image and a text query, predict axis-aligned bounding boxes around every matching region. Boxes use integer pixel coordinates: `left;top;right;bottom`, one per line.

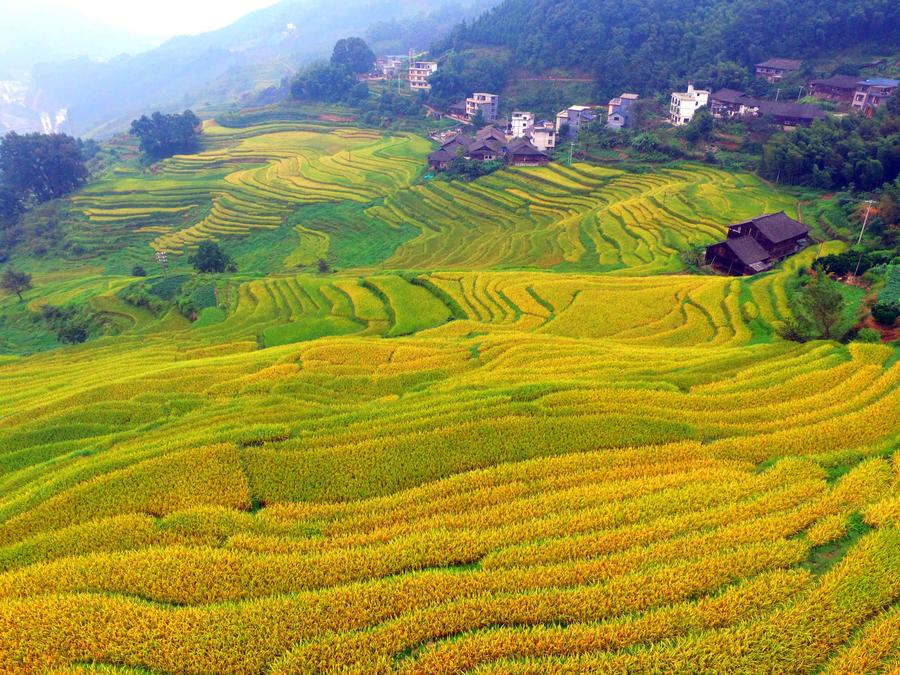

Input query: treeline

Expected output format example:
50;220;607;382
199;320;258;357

0;132;90;261
291;37;374;104
760;94;900;190
434;0;900;100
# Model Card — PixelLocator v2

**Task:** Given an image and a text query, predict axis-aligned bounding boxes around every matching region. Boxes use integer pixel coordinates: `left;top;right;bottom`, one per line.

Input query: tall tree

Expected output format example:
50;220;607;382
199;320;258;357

1;267;32;300
129;110;201;161
331;37;375;74
0;132;88;204
797;272;845;340
188;241;235;274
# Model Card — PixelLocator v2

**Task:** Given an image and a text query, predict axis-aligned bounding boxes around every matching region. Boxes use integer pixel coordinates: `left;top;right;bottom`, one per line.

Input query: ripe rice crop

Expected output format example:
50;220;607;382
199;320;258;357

0;122;896;672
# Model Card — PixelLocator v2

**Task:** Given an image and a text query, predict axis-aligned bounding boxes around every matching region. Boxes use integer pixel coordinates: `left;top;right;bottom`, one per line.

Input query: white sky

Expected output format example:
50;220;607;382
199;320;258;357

43;0;282;39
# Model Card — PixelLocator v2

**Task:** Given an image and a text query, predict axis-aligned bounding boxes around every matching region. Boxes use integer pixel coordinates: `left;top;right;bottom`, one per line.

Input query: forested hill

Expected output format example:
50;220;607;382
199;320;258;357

435;0;900;97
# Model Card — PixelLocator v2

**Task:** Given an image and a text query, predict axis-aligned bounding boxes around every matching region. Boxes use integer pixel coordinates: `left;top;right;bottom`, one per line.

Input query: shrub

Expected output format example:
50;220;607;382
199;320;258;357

871;301;899;327
854;328;881;343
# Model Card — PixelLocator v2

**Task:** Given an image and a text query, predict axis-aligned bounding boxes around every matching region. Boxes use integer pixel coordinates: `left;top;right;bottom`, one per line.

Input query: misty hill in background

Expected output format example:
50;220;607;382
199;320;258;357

434;0;900;101
23;0;493;137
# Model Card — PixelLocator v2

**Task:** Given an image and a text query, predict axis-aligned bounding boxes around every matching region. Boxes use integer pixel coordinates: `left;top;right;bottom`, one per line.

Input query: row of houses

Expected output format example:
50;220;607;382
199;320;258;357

427;125;551;171
810;76;899;112
709;89;826;127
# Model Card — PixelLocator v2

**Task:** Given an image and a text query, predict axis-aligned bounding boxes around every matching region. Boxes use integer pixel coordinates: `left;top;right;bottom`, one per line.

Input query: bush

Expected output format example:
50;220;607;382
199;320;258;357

871;301;899;327
132;266;147;277
854;328;882;343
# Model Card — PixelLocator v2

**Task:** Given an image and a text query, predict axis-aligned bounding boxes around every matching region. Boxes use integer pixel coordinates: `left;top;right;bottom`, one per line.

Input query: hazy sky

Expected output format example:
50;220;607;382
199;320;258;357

43;0;281;39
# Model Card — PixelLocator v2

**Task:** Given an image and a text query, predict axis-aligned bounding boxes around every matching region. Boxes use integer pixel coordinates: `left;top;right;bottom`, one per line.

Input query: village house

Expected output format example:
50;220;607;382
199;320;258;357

507;138;551;166
409;61;438;90
851;78;900;114
607;93;639;116
376;55;405;79
525;120;557;152
809;75;862;104
509;111;535;138
606;92;639;130
669;82;709;125
466;93;500;123
755;58;802;83
448;99;468;120
555;105;596;137
705;212;811;275
709;89;825;128
427;125;549;171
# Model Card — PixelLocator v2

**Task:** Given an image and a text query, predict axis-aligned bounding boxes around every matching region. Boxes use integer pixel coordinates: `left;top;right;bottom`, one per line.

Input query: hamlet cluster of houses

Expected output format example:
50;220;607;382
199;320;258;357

427;125;552;171
669;58;898;127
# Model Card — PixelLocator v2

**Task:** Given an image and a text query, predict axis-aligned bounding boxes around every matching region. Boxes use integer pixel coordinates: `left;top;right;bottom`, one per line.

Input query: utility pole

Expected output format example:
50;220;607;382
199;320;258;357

569;140;575;166
853;199;876;277
775;89;781;102
796;86;804;102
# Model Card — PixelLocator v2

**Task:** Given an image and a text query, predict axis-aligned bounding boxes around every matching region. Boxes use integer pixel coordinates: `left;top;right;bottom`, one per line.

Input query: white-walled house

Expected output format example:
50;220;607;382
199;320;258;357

510;111;534;138
526;120;557;152
409;61;438;90
466;93;499;123
669;82;709;125
555;105;596;137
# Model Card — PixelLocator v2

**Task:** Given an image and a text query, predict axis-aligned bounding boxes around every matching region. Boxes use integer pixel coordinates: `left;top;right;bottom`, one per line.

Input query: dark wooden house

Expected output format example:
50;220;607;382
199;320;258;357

508;138;549;166
755;58;802;82
427;148;455;171
705;212;811;275
809;75;861;104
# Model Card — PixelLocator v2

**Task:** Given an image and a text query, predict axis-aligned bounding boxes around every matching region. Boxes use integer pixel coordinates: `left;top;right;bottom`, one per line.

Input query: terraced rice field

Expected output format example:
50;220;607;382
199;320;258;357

0;122;897;672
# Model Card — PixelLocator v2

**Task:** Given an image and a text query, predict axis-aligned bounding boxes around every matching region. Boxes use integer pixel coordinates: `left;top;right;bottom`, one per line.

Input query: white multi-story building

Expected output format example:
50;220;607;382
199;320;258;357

509;111;534;138
409;61;438;90
466;93;499;123
555;105;596;137
669;82;709;125
526;120;557;152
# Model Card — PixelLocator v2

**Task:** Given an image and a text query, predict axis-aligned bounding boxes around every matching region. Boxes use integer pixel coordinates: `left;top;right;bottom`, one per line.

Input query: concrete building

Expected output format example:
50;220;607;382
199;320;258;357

409;61;438;90
852;78;899;114
526;120;557;152
555;105;596;137
669;82;709;125
376;55;405;78
607;92;639;116
466;93;499;123
509;111;534;138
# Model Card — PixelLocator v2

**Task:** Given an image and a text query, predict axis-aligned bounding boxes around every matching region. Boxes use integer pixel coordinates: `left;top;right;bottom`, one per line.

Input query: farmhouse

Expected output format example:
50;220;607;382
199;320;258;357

809;75;862;104
607;92;639;116
426;126;549;170
509;111;535;138
852;78;900;114
555;105;596;137
525;120;557;152
466;93;500;123
755;58;802;82
409;61;438;90
507;138;550;166
669;82;709;125
709;89;825;127
705;212;811;275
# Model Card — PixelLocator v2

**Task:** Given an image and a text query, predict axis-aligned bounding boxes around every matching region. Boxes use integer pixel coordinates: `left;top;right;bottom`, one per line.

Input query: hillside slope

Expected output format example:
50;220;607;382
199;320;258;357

436;0;900;98
25;0;494;137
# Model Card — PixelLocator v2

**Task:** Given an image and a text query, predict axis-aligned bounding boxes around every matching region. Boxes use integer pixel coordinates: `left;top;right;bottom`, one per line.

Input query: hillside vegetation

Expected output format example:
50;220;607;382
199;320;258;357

436;0;900;99
0;121;897;671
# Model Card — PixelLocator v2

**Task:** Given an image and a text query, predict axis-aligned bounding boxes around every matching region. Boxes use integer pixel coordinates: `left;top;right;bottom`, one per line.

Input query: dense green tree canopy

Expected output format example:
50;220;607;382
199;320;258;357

331;37;375;74
188;241;235;274
434;0;900;100
129;110;201;161
0;132;88;204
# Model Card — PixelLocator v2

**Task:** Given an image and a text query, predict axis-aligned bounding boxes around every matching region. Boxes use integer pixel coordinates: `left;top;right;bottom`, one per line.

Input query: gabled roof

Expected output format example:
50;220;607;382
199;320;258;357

508;138;547;157
739;212;810;244
725;236;770;266
810;75;862;89
756;58;802;70
428;148;455;163
475;126;507;142
710;88;758;105
467;138;504;154
756;101;826;121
